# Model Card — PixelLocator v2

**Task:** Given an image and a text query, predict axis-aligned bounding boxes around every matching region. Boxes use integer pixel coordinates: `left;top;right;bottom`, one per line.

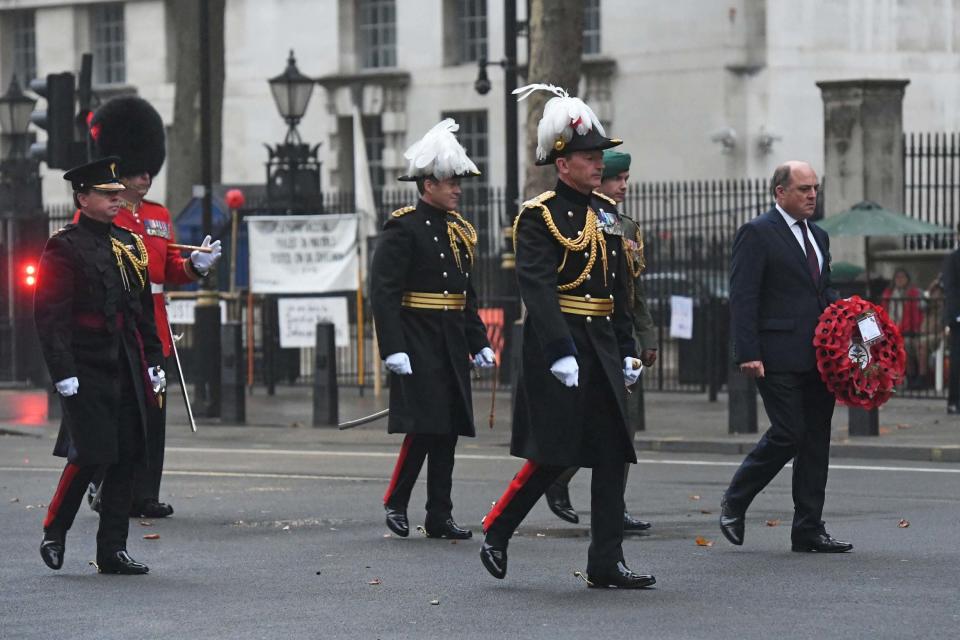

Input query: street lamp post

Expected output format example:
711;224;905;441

0;75;44;384
265;50;322;212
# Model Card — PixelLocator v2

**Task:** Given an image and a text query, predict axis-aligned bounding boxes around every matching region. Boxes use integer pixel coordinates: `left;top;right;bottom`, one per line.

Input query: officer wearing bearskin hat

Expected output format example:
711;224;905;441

371;119;494;541
479;85;655;588
77;96;223;519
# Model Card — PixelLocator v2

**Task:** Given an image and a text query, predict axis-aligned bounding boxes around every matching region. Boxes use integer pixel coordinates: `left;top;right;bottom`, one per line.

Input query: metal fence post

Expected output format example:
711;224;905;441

312;322;338;427
220;321;245;423
848;406;879;436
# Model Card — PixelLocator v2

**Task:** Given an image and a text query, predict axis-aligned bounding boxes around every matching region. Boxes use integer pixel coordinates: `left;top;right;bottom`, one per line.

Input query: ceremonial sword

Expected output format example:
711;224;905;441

168;321;198;433
338;408;389;430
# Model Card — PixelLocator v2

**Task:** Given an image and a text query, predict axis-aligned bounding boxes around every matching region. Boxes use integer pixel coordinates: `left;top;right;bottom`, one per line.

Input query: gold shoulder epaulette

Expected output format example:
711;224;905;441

522;190;556;209
390;206;417;218
592;190;616;206
52;225;73;237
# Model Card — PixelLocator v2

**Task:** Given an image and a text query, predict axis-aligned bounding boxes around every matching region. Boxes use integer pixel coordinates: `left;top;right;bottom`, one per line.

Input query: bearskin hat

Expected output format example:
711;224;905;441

89;96;166;177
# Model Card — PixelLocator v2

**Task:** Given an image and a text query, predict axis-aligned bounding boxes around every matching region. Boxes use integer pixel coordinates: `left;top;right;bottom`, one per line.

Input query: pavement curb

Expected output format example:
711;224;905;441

634;437;960;463
0;425;44;438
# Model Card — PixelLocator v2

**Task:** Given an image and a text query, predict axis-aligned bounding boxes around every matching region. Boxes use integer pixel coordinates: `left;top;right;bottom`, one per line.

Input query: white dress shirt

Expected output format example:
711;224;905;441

776;204;823;272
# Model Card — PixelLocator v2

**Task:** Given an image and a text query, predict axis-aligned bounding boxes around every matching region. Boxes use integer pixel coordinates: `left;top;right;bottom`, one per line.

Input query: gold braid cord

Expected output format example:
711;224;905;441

512;192;608;291
111;234;149;291
624;225;646;305
446;211;477;274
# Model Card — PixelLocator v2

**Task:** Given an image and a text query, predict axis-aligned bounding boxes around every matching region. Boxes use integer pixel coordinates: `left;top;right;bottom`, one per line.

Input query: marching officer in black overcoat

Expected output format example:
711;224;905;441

36;158;166;575
371;119;494;540
479;85;655;588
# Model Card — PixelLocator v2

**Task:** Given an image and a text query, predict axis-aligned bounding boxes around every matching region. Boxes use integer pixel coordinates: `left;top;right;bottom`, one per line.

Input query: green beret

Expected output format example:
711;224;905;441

602;150;631;180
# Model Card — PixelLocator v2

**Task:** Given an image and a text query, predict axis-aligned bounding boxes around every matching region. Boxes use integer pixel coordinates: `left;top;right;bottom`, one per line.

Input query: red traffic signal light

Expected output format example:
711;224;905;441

22;263;37;287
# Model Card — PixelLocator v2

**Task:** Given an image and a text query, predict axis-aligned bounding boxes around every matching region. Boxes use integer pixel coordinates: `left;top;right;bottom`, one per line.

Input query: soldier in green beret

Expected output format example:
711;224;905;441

543;148;658;533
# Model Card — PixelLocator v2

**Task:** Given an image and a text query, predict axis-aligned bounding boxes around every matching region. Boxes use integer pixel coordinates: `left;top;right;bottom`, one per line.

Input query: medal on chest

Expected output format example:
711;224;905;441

595;207;623;236
144;219;171;239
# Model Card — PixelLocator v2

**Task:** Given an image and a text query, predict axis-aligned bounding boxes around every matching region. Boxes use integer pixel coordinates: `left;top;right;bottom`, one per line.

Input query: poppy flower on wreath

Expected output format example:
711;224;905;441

813;296;906;410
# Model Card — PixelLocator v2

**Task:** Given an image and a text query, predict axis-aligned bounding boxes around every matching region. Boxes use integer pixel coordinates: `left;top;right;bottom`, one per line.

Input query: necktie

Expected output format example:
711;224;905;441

798;219;820;284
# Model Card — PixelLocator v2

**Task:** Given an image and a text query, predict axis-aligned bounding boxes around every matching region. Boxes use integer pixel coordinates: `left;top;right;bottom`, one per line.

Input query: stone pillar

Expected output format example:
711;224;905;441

816;79;910;437
816;79;910;266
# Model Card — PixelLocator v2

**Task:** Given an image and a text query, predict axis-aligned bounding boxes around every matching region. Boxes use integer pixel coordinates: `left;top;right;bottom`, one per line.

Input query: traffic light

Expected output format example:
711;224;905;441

28;72;76;169
22;263;37;288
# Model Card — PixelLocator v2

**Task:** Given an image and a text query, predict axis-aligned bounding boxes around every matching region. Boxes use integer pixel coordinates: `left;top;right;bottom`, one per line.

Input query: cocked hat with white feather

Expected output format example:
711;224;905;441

397;118;481;182
513;84;621;166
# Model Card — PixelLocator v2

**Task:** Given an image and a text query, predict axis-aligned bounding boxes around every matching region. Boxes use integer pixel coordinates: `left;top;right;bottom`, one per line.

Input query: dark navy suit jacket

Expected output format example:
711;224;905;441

730;207;839;373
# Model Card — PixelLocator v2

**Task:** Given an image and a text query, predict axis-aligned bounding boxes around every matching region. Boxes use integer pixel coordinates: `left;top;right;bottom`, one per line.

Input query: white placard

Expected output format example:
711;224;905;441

247;214;359;294
166;299;227;325
857;313;883;345
669;295;694;340
277;297;350;348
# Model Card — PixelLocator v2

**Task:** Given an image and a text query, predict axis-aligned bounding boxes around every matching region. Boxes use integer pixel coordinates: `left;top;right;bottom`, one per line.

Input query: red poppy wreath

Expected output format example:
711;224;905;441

813;296;906;410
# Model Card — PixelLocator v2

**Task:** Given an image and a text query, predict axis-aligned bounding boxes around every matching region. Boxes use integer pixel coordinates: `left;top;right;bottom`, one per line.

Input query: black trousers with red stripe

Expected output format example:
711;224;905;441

43;360;144;555
383;433;458;521
483;460;626;573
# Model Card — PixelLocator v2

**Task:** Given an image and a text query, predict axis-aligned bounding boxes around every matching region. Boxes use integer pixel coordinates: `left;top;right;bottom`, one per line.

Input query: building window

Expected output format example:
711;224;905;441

441;110;488;212
363;116;386;192
11;11;37;85
358;0;396;69
456;0;487;64
583;0;601;55
91;3;126;85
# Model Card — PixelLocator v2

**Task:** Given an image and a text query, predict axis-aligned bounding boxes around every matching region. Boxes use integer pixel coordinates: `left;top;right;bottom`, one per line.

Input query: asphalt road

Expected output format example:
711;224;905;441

1;430;958;640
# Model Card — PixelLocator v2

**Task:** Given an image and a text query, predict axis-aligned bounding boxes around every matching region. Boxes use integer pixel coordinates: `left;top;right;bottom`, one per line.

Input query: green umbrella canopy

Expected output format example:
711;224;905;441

829;261;865;282
816;200;952;237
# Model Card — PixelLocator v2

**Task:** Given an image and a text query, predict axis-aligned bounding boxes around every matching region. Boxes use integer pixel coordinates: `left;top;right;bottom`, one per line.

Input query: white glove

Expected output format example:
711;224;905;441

473;347;496;369
550;356;579;388
149;366;167;393
384;352;413;375
190;235;223;274
55;377;79;397
623;357;643;386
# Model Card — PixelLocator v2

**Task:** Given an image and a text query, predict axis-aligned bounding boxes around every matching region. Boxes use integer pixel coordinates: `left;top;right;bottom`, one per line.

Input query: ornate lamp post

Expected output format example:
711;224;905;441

0;75;37;156
265;50;322;211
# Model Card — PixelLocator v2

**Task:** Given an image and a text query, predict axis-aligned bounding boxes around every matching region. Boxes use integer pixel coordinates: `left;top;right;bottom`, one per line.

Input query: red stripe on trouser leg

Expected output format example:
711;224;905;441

482;460;539;533
44;463;81;529
383;434;414;505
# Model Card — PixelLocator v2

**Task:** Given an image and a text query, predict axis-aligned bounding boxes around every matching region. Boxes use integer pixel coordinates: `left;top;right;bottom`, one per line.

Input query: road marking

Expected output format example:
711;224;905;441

162;447;960;474
0;466;377;482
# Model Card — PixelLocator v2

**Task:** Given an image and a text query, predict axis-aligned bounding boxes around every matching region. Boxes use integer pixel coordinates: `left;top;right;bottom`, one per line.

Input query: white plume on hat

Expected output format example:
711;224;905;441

402;118;480;180
513;84;606;162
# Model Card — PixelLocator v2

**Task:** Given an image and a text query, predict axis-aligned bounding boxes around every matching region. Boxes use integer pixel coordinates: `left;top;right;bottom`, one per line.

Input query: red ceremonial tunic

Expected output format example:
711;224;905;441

72;199;198;357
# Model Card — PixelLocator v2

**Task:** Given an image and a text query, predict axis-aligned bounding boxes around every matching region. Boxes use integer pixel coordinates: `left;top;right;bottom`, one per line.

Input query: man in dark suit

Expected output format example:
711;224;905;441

719;161;852;553
940;236;960;414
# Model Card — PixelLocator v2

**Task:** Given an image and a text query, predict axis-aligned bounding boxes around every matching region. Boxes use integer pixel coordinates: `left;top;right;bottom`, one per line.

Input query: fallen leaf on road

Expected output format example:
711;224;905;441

143;534;160;540
430;599;440;605
25;505;34;510
695;536;713;547
689;495;701;501
139;521;152;527
765;519;781;527
282;525;291;531
898;519;910;528
536;533;546;537
896;423;912;430
368;578;382;585
573;571;592;585
10;497;19;503
382;534;391;538
699;509;712;515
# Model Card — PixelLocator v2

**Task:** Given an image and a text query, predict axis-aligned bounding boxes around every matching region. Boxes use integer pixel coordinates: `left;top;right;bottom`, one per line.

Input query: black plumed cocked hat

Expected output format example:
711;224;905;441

89;96;166;178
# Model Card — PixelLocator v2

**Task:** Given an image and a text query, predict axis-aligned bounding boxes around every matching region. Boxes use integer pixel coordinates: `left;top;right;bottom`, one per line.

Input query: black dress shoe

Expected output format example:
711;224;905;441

40;535;65;570
623;512;652;532
791;532;853;553
480;541;508;579
96;550;149;575
424;517;473;540
384;506;409;537
130;501;174;518
544;482;579;524
587;562;656;589
719;497;745;546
